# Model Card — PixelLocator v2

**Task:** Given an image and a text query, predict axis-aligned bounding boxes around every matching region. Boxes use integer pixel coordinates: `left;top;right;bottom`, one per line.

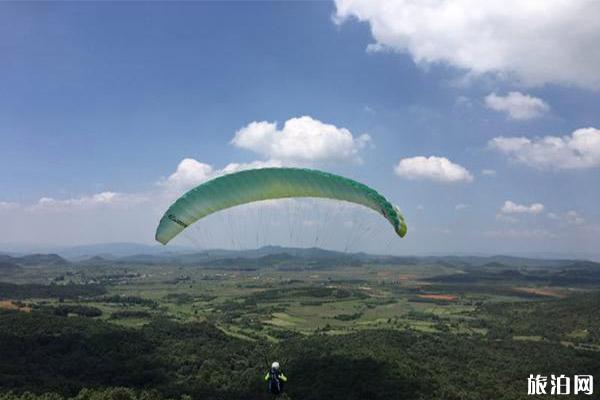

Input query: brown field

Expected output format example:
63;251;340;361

0;300;31;313
515;287;567;298
417;294;458;301
397;274;417;281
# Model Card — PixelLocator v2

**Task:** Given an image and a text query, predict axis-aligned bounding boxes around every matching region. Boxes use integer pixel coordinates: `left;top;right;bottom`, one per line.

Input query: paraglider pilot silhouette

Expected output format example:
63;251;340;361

265;361;287;397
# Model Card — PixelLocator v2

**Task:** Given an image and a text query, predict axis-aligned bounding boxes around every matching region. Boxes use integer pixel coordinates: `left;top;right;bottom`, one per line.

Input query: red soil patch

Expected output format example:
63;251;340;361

515;287;567;298
417;294;458;301
0;300;31;312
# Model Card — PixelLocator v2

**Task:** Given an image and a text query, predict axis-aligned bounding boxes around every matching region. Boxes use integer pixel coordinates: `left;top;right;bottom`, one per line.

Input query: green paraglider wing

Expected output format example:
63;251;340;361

155;167;407;245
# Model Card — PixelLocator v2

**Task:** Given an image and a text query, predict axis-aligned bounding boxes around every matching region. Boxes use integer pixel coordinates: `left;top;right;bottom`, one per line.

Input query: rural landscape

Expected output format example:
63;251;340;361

3;1;600;399
1;245;599;399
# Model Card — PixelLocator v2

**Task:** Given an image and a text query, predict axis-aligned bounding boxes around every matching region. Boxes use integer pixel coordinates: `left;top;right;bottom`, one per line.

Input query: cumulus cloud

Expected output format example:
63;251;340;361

334;0;600;88
481;169;496;176
164;158;214;190
485;92;549;120
394;156;473;183
489;127;600;169
500;200;544;214
455;203;469;211
161;158;282;194
231;116;371;165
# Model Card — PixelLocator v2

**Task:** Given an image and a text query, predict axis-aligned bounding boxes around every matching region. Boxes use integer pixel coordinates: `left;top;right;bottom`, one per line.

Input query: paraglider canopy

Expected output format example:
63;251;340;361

155;167;406;245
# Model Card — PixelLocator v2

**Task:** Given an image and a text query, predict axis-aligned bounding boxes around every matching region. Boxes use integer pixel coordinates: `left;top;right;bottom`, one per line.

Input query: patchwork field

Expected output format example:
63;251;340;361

2;252;599;347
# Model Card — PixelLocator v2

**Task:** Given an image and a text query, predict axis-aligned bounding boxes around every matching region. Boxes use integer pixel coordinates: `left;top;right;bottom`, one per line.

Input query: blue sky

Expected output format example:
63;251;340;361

2;1;599;257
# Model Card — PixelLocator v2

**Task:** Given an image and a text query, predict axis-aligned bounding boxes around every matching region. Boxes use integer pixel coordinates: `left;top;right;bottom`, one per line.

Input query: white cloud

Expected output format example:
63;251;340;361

231;116;371;165
548;210;585;225
566;210;585;225
0;201;18;210
164;158;214;191
161;158;282;194
496;213;518;224
489;127;600;169
485;92;549;120
500;200;544;214
547;212;559;220
38;192;118;207
485;228;555;239
220;159;282;175
394;156;473;183
455;203;469;211
31;192;145;211
334;0;600;88
481;169;496;176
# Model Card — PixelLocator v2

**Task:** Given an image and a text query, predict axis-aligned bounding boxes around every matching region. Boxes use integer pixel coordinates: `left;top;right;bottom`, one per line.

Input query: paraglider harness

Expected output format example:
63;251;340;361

265;367;287;395
263;354;288;398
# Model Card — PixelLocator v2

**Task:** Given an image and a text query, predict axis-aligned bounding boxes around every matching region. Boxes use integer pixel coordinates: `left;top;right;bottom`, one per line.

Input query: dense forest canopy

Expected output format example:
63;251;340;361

1;309;598;400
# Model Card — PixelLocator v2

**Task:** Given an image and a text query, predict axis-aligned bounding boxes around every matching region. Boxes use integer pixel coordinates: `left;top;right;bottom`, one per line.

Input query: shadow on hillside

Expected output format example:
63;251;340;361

284;354;429;400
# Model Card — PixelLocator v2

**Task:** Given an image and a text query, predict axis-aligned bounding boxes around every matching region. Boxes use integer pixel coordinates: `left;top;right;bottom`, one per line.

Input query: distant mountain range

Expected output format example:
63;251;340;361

2;242;599;262
1;244;599;271
0;242;195;260
0;253;69;267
